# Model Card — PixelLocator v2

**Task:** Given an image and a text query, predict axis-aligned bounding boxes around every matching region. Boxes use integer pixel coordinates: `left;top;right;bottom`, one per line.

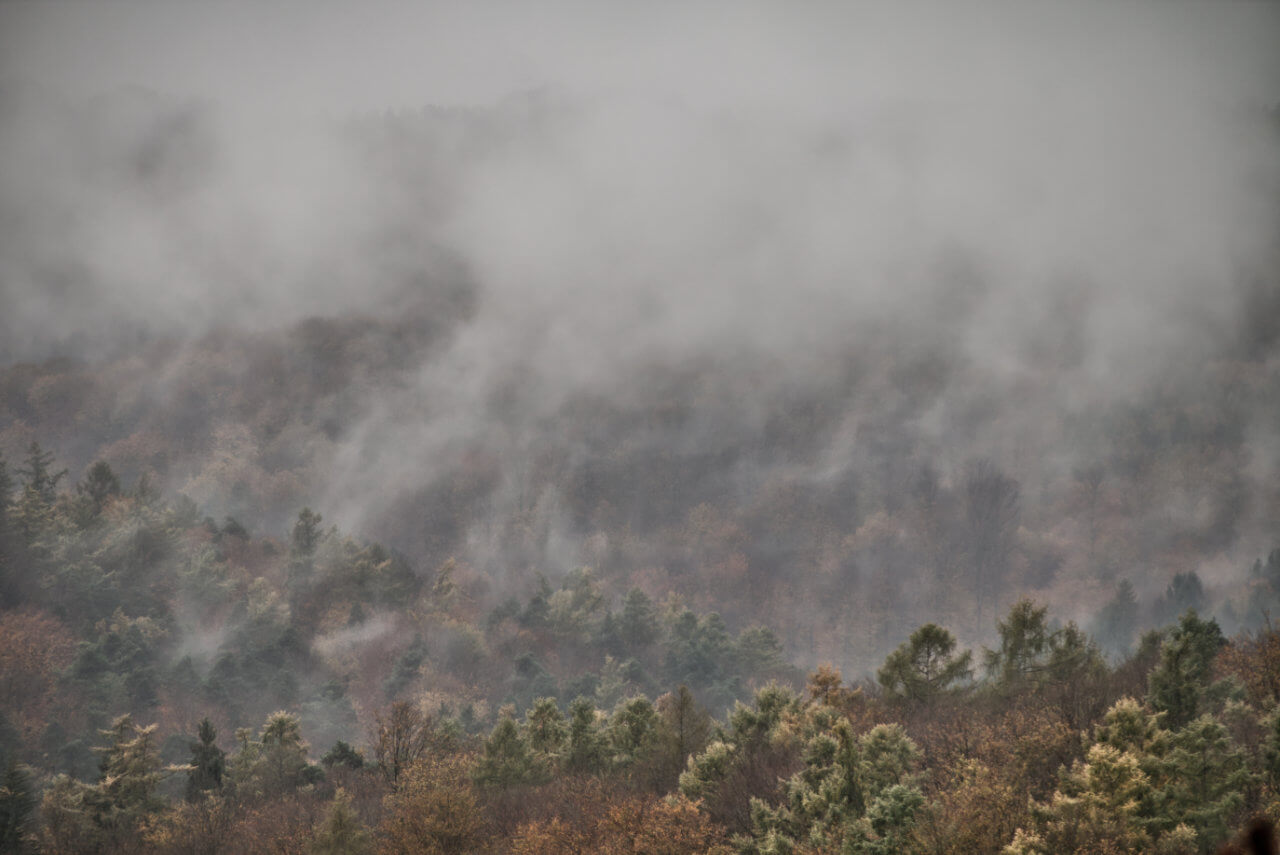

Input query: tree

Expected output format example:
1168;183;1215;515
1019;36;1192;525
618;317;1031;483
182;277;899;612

17;442;65;507
311;788;370;855
1153;715;1251;848
379;755;486;855
320;741;364;771
1008;743;1155;855
372;701;435;786
1043;622;1109;729
1155;573;1207;626
1094;579;1139;657
291;507;323;558
0;760;35;853
679;684;802;833
607;696;658;770
564;697;607;775
77;461;122;519
653;685;711;789
744;720;923;853
229;711;315;799
619;588;659;649
877;623;972;704
1146;611;1226;729
186;718;225;802
40;715;182;852
985;599;1053;690
473;714;548;790
524;697;567;761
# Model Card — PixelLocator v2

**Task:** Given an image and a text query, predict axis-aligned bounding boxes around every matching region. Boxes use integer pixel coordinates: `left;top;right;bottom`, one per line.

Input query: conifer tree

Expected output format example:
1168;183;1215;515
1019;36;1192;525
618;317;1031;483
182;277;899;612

311;788;371;855
186;718;225;802
877;623;972;704
473;714;547;789
1147;611;1226;729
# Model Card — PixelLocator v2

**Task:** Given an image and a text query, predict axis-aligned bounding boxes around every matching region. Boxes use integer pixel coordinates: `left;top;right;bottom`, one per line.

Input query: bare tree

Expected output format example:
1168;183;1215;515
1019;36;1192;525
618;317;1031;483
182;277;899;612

372;701;435;787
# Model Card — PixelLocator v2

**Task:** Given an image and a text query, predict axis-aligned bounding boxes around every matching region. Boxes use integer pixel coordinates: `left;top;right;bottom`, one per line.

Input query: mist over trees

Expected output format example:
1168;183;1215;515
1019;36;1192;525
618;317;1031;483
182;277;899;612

2;1;1280;852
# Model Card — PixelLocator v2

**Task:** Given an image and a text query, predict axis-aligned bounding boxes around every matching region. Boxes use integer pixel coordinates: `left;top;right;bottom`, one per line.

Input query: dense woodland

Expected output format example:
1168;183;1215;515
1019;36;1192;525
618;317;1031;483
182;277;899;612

0;439;1278;853
1;35;1280;855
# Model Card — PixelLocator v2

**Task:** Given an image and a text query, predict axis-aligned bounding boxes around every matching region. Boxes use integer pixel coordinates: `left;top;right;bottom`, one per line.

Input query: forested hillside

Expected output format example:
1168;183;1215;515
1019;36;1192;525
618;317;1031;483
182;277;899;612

3;2;1280;852
0;453;1278;852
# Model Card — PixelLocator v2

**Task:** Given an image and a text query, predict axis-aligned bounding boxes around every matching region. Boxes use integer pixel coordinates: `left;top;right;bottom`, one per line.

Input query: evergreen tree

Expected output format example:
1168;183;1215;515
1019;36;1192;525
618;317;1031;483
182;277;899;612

564;696;607;774
77;461;121;518
1153;715;1251;847
1094;579;1139;656
524;697;567;760
473;714;547;789
17;442;65;507
321;741;365;770
984;599;1053;689
1146;611;1226;729
608;696;659;769
877;623;972;704
291;507;323;558
311;788;371;855
186;718;225;802
620;587;660;648
0;760;35;853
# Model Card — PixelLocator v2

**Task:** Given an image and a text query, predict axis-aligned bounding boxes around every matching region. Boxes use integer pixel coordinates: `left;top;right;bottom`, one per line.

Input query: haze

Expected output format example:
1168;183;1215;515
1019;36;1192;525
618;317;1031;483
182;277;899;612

1;0;1278;661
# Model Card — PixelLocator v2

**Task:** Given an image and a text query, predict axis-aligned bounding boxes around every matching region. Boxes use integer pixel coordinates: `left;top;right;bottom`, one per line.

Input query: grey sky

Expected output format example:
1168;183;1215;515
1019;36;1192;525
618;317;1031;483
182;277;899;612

2;2;1278;117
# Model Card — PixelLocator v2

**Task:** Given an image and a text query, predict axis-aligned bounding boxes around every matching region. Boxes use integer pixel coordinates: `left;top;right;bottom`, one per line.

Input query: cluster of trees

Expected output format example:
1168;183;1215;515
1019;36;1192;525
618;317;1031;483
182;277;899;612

1;444;1278;852
3;269;1279;684
1;605;1276;852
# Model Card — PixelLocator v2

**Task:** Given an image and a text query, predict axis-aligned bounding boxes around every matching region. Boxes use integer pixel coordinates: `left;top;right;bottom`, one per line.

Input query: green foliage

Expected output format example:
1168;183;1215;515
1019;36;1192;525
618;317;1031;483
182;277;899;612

877;622;972;703
620;587;660;648
524;696;567;760
321;740;365;770
564;696;607;774
291;507;323;559
17;442;66;508
473;714;548;789
228;711;314;799
1146;611;1226;729
984;599;1053;689
0;760;35;853
1153;715;1251;847
311;788;371;855
608;696;659;769
741;720;923;854
185;718;225;802
76;461;122;521
39;715;181;852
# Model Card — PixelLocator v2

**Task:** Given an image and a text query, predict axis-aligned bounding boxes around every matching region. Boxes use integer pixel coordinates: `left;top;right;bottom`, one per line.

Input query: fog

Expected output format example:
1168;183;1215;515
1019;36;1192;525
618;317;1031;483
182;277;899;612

2;1;1279;662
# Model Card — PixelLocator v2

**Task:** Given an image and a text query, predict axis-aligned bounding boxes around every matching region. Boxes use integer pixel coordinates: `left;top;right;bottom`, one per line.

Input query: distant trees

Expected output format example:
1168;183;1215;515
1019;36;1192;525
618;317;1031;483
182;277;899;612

961;459;1020;635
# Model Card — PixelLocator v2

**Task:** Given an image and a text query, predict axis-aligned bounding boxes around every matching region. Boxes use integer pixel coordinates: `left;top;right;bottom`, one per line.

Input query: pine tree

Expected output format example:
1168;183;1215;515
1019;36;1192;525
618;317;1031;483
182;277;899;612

186;718;225;802
0;759;35;853
1147;611;1225;729
877;623;972;704
472;714;546;789
17;442;65;507
524;697;567;760
565;696;607;774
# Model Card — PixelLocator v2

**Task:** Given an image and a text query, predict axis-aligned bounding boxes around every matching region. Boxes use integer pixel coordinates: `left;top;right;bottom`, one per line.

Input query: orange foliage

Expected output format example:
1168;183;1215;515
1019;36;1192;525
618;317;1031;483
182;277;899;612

0;609;78;742
509;781;727;855
1216;629;1280;710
